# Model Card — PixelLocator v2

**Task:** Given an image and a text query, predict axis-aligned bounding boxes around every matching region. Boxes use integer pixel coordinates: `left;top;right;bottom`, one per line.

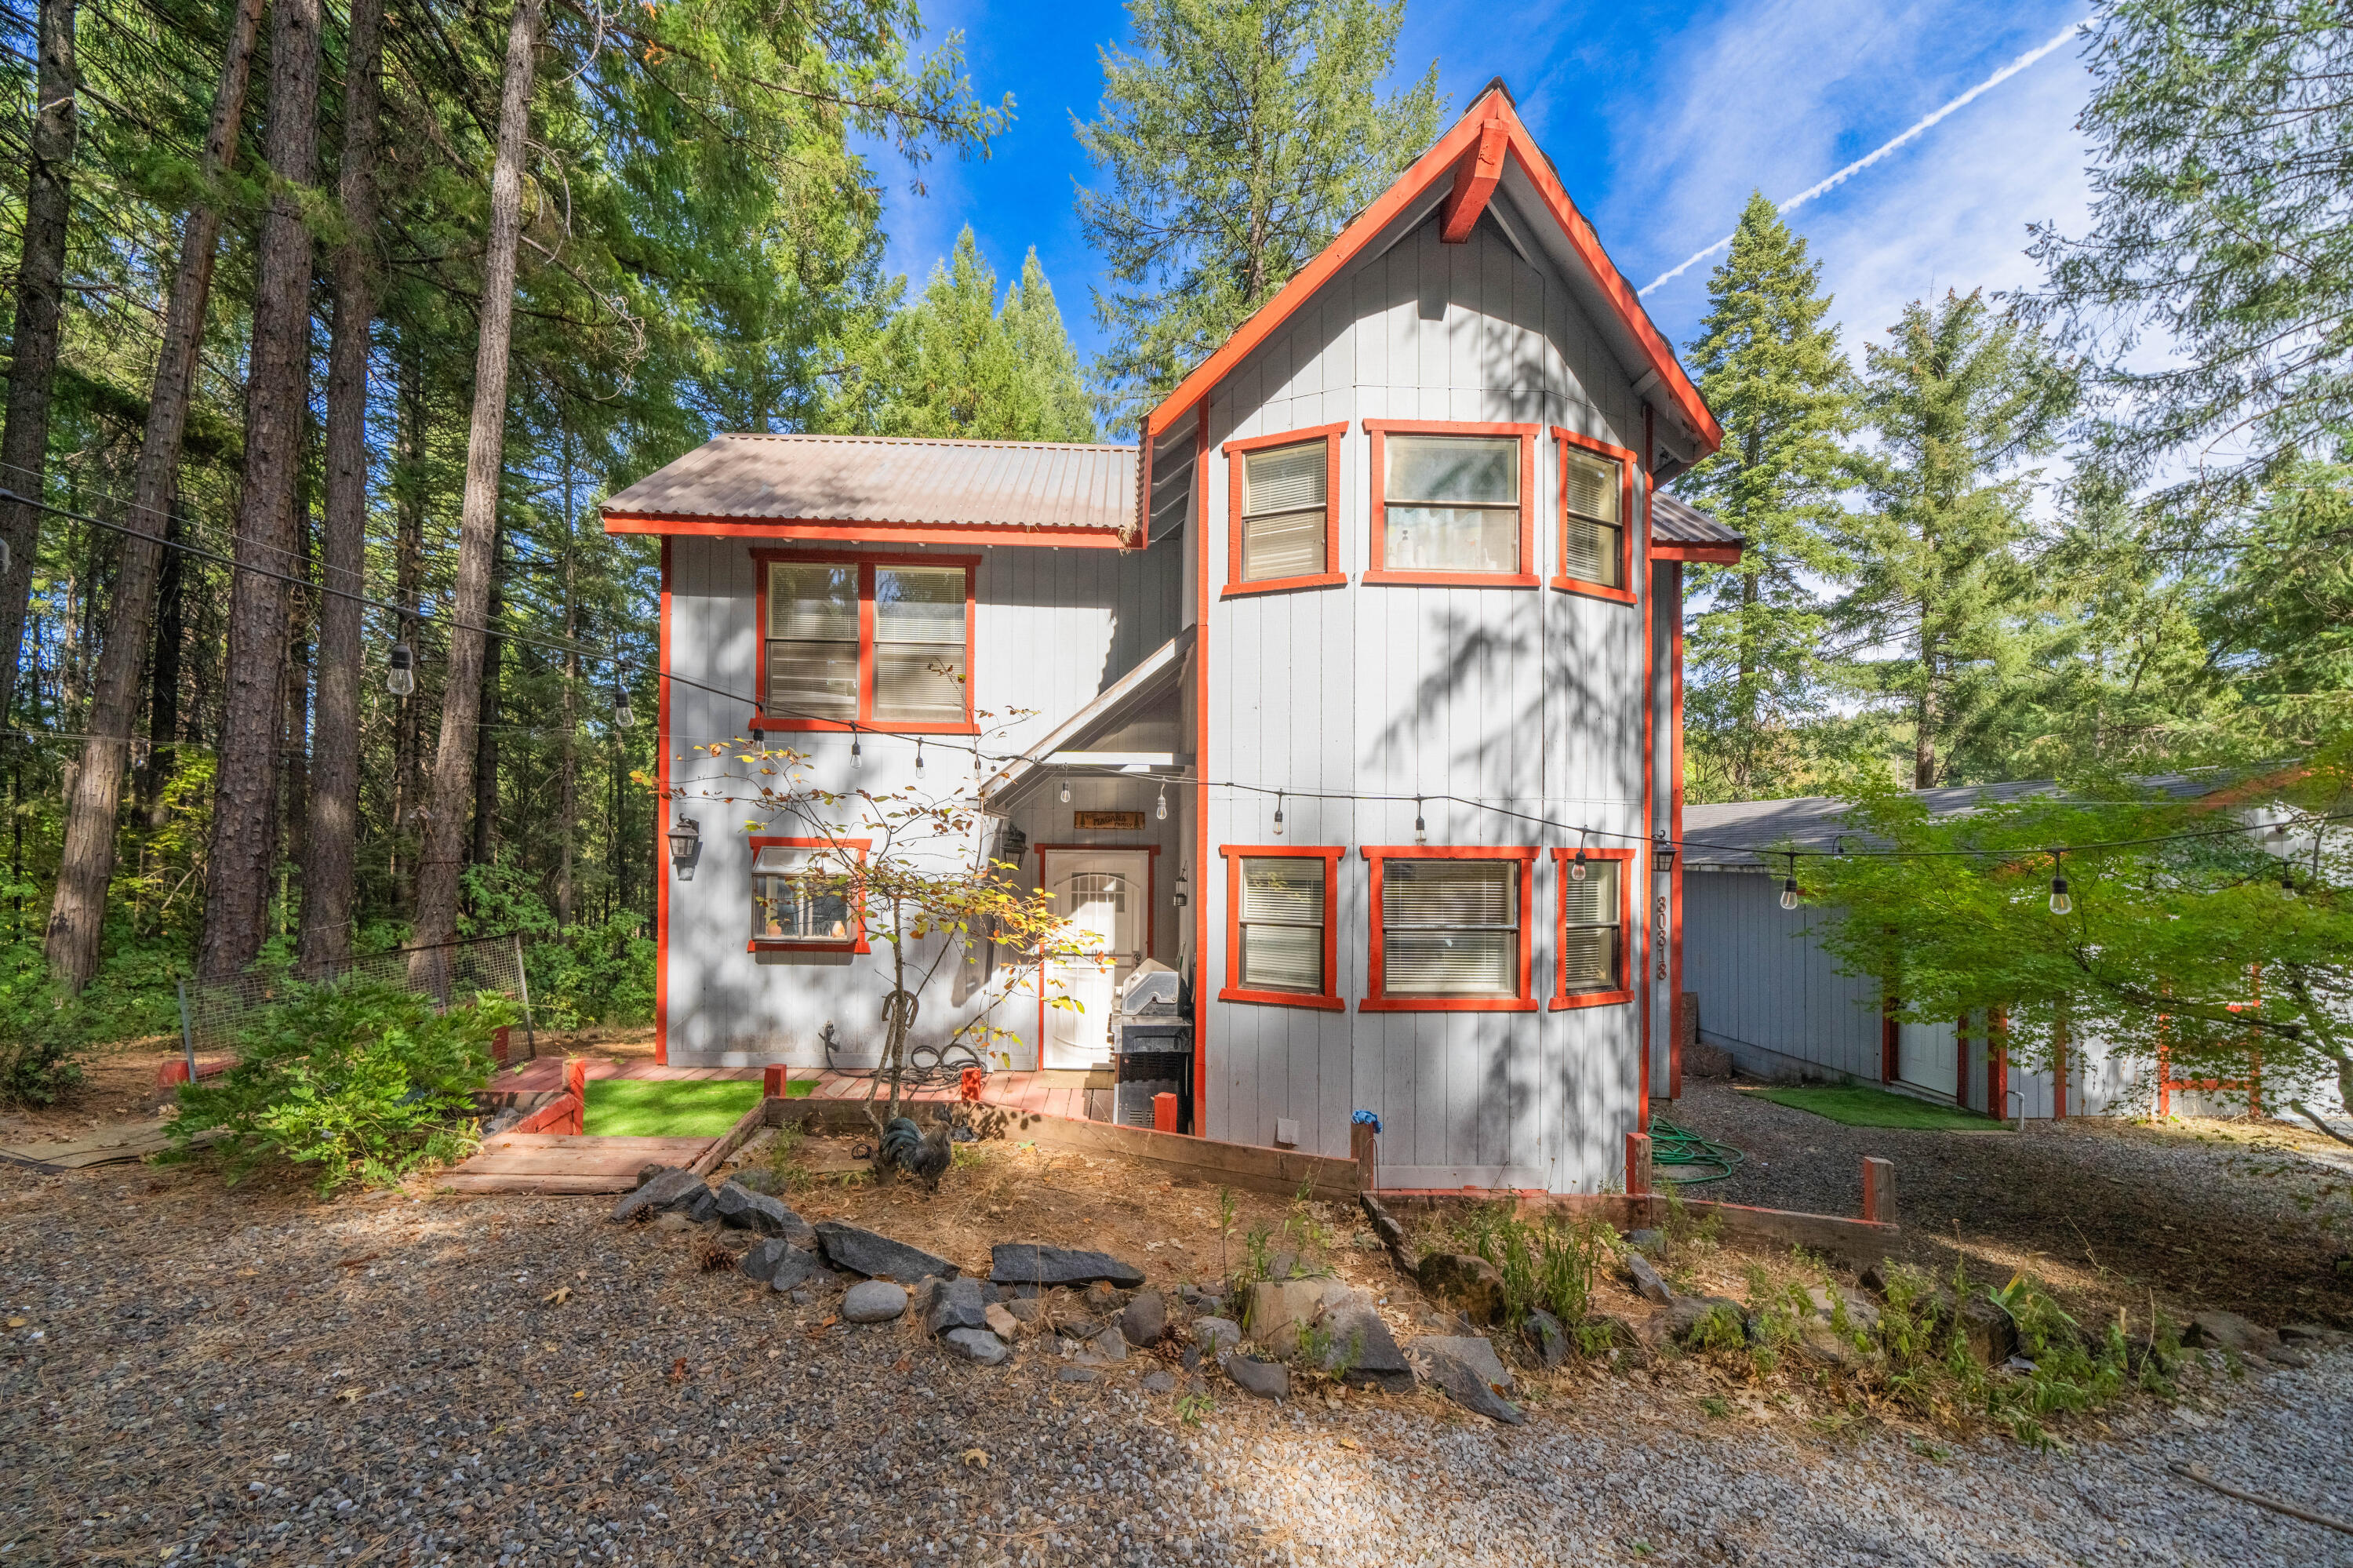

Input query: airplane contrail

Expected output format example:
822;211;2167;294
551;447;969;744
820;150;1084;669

1637;20;2085;297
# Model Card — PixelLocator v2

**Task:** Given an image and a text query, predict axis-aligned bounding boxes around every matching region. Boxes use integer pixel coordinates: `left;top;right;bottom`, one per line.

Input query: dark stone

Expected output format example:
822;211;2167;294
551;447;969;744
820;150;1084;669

767;1248;836;1294
737;1238;798;1284
1625;1252;1673;1304
926;1277;991;1337
1524;1309;1569;1368
1180;1344;1203;1372
1413;1345;1524;1424
1409;1334;1511;1391
634;1162;667;1188
1057;1365;1099;1383
1358;1194;1409;1250
1006;1297;1043;1324
1009;1282;1042;1300
677;1185;718;1225
1416;1253;1504;1326
1269;1250;1299;1281
2184;1309;2278;1359
1626;1228;1666;1255
730;1167;781;1195
941;1328;1008;1366
714;1181;803;1239
1222;1354;1289;1400
988;1243;1145;1290
1142;1370;1177;1394
1665;1296;1749;1350
1083;1280;1121;1310
1192;1317;1241;1357
1121;1290;1168;1348
815;1221;955;1282
1312;1287;1413;1393
611;1167;701;1223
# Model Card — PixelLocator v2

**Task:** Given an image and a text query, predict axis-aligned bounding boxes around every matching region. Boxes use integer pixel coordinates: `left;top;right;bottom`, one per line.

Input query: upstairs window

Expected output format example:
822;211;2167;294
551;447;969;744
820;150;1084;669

1362;848;1538;1012
1554;430;1638;601
757;555;975;731
1224;424;1346;596
750;837;868;951
1552;847;1632;1007
1363;423;1538;587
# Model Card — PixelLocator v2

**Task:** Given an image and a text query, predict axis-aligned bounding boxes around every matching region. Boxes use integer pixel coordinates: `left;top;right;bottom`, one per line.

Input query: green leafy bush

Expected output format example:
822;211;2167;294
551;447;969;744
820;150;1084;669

526;913;655;1028
1450;1202;1618;1327
165;980;514;1192
0;1012;83;1108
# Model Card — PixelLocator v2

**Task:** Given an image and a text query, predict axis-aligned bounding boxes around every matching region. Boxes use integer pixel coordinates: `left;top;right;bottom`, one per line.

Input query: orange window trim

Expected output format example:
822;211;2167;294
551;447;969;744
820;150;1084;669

1221;423;1348;598
1551;427;1642;605
1360;420;1541;588
747;835;873;954
1548;846;1635;1010
1358;846;1540;1013
749;549;980;734
1217;845;1346;1011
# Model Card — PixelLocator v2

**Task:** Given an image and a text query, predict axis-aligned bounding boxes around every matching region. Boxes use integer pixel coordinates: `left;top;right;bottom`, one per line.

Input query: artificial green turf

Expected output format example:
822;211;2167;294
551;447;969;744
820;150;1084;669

781;1078;816;1098
582;1078;763;1137
1748;1082;2009;1132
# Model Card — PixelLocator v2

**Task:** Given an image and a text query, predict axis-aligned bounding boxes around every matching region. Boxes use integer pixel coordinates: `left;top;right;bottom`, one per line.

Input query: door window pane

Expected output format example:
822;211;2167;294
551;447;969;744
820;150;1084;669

1384;435;1520;573
1239;857;1326;992
1380;858;1519;998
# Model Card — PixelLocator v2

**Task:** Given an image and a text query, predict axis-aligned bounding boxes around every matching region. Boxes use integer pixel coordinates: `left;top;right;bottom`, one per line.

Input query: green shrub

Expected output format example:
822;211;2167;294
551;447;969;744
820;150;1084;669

165;980;514;1192
1450;1202;1617;1328
0;1014;83;1107
526;914;655;1028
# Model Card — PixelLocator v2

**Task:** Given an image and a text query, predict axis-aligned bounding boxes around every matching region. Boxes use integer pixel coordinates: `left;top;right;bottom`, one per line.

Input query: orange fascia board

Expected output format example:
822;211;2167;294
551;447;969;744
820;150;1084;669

1652;543;1744;563
1144;89;1722;457
602;514;1131;549
1440;117;1509;242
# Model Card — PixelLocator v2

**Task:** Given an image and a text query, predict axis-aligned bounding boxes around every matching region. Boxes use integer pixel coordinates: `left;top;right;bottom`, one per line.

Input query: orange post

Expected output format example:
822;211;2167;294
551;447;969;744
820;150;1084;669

1861;1156;1896;1226
762;1064;788;1098
1152;1092;1180;1133
1626;1131;1653;1198
960;1067;987;1103
563;1058;588;1135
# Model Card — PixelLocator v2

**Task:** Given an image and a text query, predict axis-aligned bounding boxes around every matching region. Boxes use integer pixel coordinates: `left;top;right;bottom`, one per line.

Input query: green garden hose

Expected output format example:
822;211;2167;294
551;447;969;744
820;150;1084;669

1649;1115;1744;1184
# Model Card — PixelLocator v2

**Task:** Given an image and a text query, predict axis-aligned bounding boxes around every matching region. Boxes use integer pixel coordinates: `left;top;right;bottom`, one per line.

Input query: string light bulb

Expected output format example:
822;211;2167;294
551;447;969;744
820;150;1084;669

1155;783;1168;821
1060;780;1072;805
1271;791;1285;837
2281;857;2297;897
386;641;416;697
915;739;925;773
1413;798;1427;845
850;732;861;769
1571;831;1589;882
613;682;634;729
1779;853;1800;911
2048;853;2071;916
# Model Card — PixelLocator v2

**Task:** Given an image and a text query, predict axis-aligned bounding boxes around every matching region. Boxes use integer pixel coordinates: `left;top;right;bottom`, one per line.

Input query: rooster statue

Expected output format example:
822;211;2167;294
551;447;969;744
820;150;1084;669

878;1104;955;1191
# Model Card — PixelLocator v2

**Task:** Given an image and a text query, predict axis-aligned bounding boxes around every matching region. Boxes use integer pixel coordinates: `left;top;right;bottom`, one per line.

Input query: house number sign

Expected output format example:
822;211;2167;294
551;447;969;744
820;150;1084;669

1075;810;1146;831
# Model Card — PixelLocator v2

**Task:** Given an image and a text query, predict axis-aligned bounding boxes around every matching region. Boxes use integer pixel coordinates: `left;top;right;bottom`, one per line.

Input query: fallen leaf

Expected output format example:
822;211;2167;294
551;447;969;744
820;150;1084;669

1337;1436;1361;1450
5;1317;24;1329
541;1286;573;1306
667;1357;689;1385
335;1388;364;1403
891;1356;911;1373
962;1449;990;1469
573;1390;586;1399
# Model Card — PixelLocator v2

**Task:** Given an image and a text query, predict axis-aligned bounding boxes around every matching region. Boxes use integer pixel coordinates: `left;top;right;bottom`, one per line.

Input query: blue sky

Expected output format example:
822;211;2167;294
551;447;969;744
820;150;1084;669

865;0;2097;386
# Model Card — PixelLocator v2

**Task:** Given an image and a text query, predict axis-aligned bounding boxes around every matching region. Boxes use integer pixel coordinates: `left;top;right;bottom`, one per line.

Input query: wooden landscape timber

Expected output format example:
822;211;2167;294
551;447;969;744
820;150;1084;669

687;1097;771;1177
438;1131;715;1194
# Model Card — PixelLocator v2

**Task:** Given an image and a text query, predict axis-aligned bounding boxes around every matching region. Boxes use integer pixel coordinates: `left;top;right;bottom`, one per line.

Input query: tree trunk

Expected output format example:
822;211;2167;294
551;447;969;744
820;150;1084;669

409;0;546;978
388;334;424;915
469;526;504;868
198;0;324;982
0;0;79;721
43;0;263;989
556;453;576;926
139;497;184;820
299;0;384;971
1913;609;1937;789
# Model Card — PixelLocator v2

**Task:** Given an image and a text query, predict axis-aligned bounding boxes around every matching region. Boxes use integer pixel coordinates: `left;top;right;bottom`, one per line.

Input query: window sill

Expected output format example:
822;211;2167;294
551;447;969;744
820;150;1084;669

1362;570;1540;589
1549;576;1636;604
749;937;869;955
1551;988;1633;1010
748;716;979;735
1218;986;1347;1011
1220;571;1347;599
1359;995;1539;1013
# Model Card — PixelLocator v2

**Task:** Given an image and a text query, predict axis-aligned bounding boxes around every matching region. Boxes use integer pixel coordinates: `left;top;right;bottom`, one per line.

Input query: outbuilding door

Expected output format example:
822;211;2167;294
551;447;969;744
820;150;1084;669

1896;1018;1959;1101
1040;849;1150;1070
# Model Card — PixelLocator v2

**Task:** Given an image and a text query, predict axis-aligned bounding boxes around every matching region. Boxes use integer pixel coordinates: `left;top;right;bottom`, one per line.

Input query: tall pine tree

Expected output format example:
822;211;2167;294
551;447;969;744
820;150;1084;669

1833;290;2074;788
1675;194;1854;801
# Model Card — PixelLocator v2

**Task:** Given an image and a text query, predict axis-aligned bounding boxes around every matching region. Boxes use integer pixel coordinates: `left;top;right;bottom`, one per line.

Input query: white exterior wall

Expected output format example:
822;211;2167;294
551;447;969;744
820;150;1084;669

1196;214;1655;1191
658;533;1184;1066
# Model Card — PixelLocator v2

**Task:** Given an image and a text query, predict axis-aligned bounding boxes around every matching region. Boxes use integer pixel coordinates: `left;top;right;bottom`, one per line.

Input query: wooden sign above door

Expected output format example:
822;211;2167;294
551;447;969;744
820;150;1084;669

1074;810;1145;831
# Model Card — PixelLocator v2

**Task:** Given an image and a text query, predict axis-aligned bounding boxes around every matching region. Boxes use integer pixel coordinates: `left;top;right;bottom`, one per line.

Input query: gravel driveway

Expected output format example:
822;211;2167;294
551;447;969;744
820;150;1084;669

6;1162;2350;1567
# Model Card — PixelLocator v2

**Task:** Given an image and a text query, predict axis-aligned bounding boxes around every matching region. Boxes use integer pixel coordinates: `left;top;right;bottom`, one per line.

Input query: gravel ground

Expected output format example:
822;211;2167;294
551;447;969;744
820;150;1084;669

7;1161;2352;1567
1666;1081;2353;1326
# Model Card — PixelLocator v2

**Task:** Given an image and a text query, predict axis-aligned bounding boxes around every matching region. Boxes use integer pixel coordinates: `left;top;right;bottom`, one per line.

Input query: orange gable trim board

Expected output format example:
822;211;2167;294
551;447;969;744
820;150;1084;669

1144;85;1722;461
1441;112;1509;243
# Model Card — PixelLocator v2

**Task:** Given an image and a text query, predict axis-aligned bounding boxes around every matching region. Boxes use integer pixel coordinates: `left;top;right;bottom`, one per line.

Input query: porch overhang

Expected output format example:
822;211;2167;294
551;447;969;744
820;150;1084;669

984;628;1193;806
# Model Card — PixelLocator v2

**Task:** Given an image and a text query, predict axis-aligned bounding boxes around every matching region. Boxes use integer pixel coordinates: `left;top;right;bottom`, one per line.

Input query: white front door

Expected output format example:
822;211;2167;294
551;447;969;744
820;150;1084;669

1042;849;1149;1070
1897;1018;1958;1100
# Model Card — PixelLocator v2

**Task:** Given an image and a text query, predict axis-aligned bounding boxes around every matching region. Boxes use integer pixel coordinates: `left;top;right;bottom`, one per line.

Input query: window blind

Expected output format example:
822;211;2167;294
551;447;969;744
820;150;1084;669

1561;450;1624;588
1380;858;1518;997
1559;860;1621;991
1241;441;1329;581
1239;858;1325;992
873;566;966;722
767;563;859;719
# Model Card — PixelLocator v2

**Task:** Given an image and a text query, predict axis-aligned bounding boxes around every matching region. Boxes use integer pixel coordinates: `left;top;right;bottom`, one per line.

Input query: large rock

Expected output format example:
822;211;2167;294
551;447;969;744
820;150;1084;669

1524;1309;1569;1368
926;1277;991;1337
1413;1344;1524;1425
1244;1279;1333;1355
815;1221;956;1282
842;1281;908;1323
1409;1334;1511;1392
612;1167;704;1223
736;1238;802;1285
2184;1310;2283;1360
1121;1289;1168;1348
715;1181;809;1242
1626;1253;1674;1305
1309;1286;1413;1393
767;1247;835;1294
1806;1284;1880;1334
1416;1253;1504;1326
1192;1317;1242;1358
1221;1354;1289;1400
730;1167;781;1195
1665;1296;1750;1350
942;1328;1009;1366
987;1243;1144;1290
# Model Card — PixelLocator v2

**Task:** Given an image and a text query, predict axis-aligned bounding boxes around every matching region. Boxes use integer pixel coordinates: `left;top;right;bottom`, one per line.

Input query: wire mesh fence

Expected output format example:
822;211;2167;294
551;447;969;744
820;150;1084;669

174;933;538;1075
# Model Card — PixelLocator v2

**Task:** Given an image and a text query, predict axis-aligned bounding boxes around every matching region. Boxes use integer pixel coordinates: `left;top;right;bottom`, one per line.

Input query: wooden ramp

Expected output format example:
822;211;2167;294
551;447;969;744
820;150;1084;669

438;1133;717;1194
0;1121;216;1173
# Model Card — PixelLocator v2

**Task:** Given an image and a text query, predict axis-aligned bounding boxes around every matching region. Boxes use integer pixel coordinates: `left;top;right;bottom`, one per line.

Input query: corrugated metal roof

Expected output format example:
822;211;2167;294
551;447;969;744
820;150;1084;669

601;433;1140;535
1682;769;2264;868
1652;490;1743;547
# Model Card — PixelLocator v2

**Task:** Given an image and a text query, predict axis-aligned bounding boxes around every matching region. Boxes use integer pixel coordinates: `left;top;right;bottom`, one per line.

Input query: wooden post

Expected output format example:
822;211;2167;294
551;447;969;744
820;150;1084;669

1860;1156;1896;1226
1154;1093;1180;1135
1351;1121;1377;1192
563;1057;587;1135
1626;1131;1653;1198
762;1064;787;1099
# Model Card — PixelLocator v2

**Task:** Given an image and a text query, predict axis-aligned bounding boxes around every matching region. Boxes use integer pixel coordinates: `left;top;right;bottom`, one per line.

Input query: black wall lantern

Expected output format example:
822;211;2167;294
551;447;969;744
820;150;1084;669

667;817;701;879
